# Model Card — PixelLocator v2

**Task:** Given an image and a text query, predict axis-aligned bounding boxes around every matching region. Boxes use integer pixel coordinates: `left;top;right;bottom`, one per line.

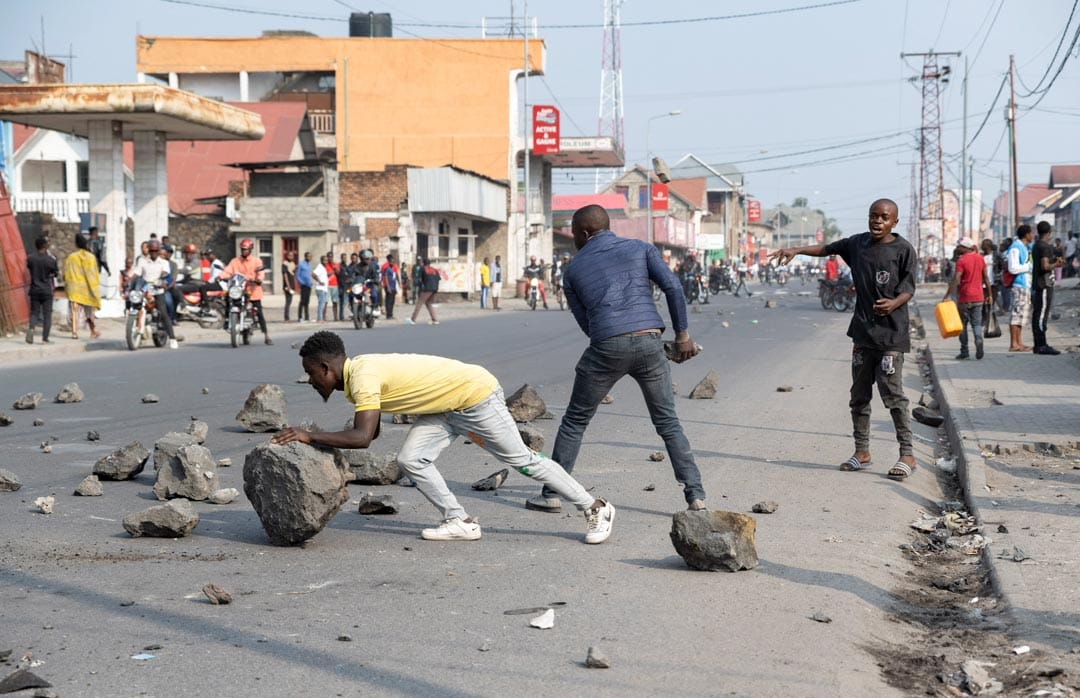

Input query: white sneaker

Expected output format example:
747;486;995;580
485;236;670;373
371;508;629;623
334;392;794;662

421;517;481;541
404;318;415;325
372;308;381;316
584;501;615;544
168;339;179;350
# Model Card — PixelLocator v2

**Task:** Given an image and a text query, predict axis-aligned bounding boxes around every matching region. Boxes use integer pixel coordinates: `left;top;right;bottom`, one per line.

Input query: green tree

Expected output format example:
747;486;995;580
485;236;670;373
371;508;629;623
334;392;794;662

792;196;808;208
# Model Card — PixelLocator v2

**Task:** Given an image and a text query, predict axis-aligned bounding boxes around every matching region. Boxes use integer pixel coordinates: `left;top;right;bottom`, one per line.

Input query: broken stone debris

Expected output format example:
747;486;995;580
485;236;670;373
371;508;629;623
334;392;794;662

295;375;310;384
32;418;44;427
54;383;84;403
912;405;944;427
236;384;288;432
585;646;611;669
688;371;719;400
141;394;159;404
600;394;614;405
186;419;209;444
12;392;43;410
208;488;240;505
643;484;656;491
518;425;544;451
86;430;100;441
764;300;777;308
335;449;400;485
472;468;509;491
751;501;779;514
39;442;52;454
357;493;399;515
201;387;210;394
123;499;199;538
0;668;52;694
74;475;103;497
243;441;349;546
505;384;547;423
34;496;54;514
217;458;232;467
776;385;793;393
0;413;12;427
4;468;26;491
809;611;832;624
529;608;555;629
153;439;218;502
721;321;730;328
93;442;150;480
648;451;666;462
962;659;1003;695
670;510;758;572
202;583;233;605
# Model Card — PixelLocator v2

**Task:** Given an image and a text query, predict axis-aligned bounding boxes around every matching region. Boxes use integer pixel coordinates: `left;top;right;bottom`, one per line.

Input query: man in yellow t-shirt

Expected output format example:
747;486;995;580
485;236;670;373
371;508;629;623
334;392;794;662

479;257;491;309
272;331;615;544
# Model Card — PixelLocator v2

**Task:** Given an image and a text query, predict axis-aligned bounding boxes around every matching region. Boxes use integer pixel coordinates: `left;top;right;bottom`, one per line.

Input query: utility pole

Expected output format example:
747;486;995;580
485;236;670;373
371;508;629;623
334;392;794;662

1008;54;1019;236
960;56;968;239
522;0;530;269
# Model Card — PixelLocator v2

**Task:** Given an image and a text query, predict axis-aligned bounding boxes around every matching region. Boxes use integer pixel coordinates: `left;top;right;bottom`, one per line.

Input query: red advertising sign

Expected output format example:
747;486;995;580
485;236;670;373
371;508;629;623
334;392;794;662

747;199;761;222
651;183;669;211
532;105;560;155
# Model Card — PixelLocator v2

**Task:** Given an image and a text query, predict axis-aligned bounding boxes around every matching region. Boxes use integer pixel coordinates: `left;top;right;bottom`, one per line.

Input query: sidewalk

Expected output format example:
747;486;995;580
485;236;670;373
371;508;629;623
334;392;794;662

921;278;1080;651
0;292;524;363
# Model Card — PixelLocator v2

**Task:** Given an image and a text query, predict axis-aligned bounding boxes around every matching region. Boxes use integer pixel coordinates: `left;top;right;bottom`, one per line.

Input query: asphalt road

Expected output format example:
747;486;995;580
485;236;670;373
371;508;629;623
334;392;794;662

0;286;947;697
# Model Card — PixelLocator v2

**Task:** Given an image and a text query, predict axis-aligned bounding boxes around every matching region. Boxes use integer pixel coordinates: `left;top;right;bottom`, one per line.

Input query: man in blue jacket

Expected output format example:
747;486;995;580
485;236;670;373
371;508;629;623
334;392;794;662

296;251;313;323
525;204;707;513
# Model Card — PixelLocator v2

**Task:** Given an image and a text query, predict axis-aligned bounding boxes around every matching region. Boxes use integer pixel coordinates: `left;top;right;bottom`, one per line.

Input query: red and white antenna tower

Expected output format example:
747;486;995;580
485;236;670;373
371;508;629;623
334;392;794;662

594;0;625;192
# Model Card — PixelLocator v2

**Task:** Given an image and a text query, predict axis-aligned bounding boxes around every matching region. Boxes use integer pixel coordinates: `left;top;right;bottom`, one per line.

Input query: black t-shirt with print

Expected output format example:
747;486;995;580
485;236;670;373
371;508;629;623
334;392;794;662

1031;238;1056;290
824;232;918;352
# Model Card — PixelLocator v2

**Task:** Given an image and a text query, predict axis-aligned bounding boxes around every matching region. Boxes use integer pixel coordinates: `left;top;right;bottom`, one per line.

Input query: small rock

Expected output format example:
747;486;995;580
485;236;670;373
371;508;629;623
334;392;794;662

217;457;233;467
337;635;352;642
295;374;309;384
34;496;55;514
648;451;665;462
996;524;1009;534
912;405;944;427
87;430;100;441
721;321;730;328
600;394;614;405
529;608;555;629
357;493;398;515
0;413;13;426
13;392;43;410
586;646;611;668
54;382;85;403
186;419;209;444
123;499;200;538
74;475;103;497
202;583;233;605
33;688;59;698
478;641;492;652
93;441;150;480
336;449;400;485
141;394;159;404
809;611;832;624
391;413;415;424
670;510;758;572
751;501;779;514
505;384;547;422
688;371;719;400
472;468;510;491
32;418;44;427
208;488;240;505
764;300;777;308
236;384;288;432
0;668;52;694
201;387;210;394
40;442;52;454
643;483;656;491
518;425;545;451
776;385;793;393
0;469;23;492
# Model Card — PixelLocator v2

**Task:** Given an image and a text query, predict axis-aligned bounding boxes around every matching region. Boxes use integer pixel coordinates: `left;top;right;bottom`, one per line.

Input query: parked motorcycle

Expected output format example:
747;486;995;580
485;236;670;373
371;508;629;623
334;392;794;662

224;272;261;348
351;280;377;329
124;281;170;351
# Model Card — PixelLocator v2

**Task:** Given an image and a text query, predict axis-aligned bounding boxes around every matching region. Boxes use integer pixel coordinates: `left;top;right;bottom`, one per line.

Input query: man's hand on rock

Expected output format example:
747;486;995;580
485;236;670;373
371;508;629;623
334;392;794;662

272;427;311;446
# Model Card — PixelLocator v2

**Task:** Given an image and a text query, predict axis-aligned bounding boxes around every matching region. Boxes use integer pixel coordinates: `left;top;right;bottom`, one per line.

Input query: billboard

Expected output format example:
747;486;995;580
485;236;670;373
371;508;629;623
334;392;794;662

531;105;560;155
651;183;669;211
747;199;761;222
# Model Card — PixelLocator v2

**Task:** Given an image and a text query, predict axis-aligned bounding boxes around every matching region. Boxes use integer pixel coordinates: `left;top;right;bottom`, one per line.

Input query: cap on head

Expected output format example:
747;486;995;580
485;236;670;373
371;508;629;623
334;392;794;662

360;249;373;260
183;243;197;254
240;238;254;251
957;237;976;249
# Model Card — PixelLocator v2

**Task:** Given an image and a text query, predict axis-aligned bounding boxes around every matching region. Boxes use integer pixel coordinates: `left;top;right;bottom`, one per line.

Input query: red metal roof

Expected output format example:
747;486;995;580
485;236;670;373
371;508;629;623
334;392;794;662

992;184;1053;219
1050;165;1080;189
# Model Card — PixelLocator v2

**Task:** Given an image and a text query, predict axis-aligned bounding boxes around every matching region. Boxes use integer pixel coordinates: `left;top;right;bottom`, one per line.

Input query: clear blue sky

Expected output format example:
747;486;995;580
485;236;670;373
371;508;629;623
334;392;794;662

5;0;1079;237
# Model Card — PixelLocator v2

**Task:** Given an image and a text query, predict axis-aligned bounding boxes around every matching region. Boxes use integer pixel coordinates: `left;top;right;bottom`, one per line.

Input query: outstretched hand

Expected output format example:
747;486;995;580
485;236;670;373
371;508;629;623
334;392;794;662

768;248;794;267
271;427;311;446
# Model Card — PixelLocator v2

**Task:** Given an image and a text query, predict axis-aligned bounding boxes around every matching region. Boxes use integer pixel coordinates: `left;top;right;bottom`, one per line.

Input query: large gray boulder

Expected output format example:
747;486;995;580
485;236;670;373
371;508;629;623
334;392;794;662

236;384;287;432
153;443;219;501
153;432;200;471
336;449;400;485
93;442;150;481
670;510;758;572
74;474;104;496
688;371;719;400
55;382;85;403
505;384;547;423
123;499;200;538
0;468;21;492
243;441;349;546
13;392;43;410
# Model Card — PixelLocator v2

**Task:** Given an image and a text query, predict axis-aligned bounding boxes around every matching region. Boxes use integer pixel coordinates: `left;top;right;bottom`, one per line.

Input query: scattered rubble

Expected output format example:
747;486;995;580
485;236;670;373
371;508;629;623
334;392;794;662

764;300;777;308
34;496;54;514
86;430;100;441
74;475;103;497
648;451;666;462
518;425;545;451
336;449;400;485
357;493;399;515
141;394;159;404
186;419;209;444
208;488;240;505
809;611;833;624
93;442;150;480
123;499;200;538
54;383;84;403
776;385;793;393
243;441;349;546
529;608;555;629
585;646;611;669
688;371;719;399
236;384;288;432
961;659;1003;695
0;469;19;492
0;668;52;694
32;418;44;427
505;384;547;422
0;413;12;426
670;510;758;572
472;468;509;491
643;484;656;491
201;387;210;394
39;443;51;454
217;458;232;467
751;501;779;514
13;392;43;410
154;443;219;501
202;583;233;605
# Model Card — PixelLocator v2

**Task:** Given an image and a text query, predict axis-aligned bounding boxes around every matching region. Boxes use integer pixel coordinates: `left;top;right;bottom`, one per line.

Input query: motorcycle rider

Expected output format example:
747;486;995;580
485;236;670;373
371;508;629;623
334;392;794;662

524;255;549;309
679;252;702;300
219;238;273;345
173;243;208;317
356;249;381;316
127;239;179;349
552;252;570;305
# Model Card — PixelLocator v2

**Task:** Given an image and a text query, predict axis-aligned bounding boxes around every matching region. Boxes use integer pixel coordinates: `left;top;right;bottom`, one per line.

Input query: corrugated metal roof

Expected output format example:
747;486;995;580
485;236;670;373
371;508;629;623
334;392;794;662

407;166;507;222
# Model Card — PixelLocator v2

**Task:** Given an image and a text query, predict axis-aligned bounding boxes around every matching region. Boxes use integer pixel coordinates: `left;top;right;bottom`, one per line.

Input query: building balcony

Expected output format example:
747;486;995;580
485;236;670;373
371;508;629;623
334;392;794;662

308;110;335;135
11;192;89;224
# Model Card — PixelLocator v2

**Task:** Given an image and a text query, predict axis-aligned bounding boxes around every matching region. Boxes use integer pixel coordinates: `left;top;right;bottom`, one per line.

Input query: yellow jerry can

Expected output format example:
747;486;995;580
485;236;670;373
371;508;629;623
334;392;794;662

934;300;963;339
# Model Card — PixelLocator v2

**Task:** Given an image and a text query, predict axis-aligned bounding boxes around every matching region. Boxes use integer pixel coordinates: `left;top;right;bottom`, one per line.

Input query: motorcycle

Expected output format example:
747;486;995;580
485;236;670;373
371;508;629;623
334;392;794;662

709;268;732;295
351;280;377;329
175;285;226;330
224;272;261;348
527;277;540;311
818;275;855;312
686;272;709;305
124;281;170;351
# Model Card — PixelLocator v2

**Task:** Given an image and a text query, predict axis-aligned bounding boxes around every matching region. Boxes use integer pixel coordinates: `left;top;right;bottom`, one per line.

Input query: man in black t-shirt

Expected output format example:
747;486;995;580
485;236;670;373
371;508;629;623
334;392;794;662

25;236;59;344
1031;221;1064;355
770;199;918;481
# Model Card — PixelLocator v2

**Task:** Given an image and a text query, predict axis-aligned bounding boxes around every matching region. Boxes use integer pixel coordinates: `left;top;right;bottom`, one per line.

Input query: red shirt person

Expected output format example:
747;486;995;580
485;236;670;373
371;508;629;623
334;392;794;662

943;237;991;360
825;255;840;281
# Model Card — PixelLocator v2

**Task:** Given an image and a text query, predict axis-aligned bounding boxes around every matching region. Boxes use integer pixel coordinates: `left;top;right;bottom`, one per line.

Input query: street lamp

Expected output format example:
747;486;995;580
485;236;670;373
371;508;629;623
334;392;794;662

646;110;681;247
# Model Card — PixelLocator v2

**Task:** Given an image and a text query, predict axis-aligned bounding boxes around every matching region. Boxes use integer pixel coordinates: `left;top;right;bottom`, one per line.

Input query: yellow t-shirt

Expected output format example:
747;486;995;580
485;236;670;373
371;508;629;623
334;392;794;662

343;354;499;414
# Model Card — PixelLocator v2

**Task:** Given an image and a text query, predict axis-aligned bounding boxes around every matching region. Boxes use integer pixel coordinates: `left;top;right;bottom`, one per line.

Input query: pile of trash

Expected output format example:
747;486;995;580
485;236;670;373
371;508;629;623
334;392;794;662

902;500;990;557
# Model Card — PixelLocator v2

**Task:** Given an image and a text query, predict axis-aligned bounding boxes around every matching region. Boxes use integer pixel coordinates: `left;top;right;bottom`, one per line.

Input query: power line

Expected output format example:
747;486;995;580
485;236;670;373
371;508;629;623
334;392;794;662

965;72;1008;149
1020;21;1080;111
537;74;588;136
967;0;1004;71
1015;0;1079;97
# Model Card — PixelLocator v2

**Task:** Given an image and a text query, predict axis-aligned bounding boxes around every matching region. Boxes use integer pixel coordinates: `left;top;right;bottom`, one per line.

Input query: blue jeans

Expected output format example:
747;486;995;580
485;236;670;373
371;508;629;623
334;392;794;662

545;332;706;503
337;286;348;320
316;289;329;320
479;285;489;308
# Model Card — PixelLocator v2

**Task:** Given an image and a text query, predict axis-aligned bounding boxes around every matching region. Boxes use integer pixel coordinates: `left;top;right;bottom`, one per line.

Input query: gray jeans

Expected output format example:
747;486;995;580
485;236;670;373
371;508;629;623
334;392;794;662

958;301;984;355
397;388;595;521
850;345;912;457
